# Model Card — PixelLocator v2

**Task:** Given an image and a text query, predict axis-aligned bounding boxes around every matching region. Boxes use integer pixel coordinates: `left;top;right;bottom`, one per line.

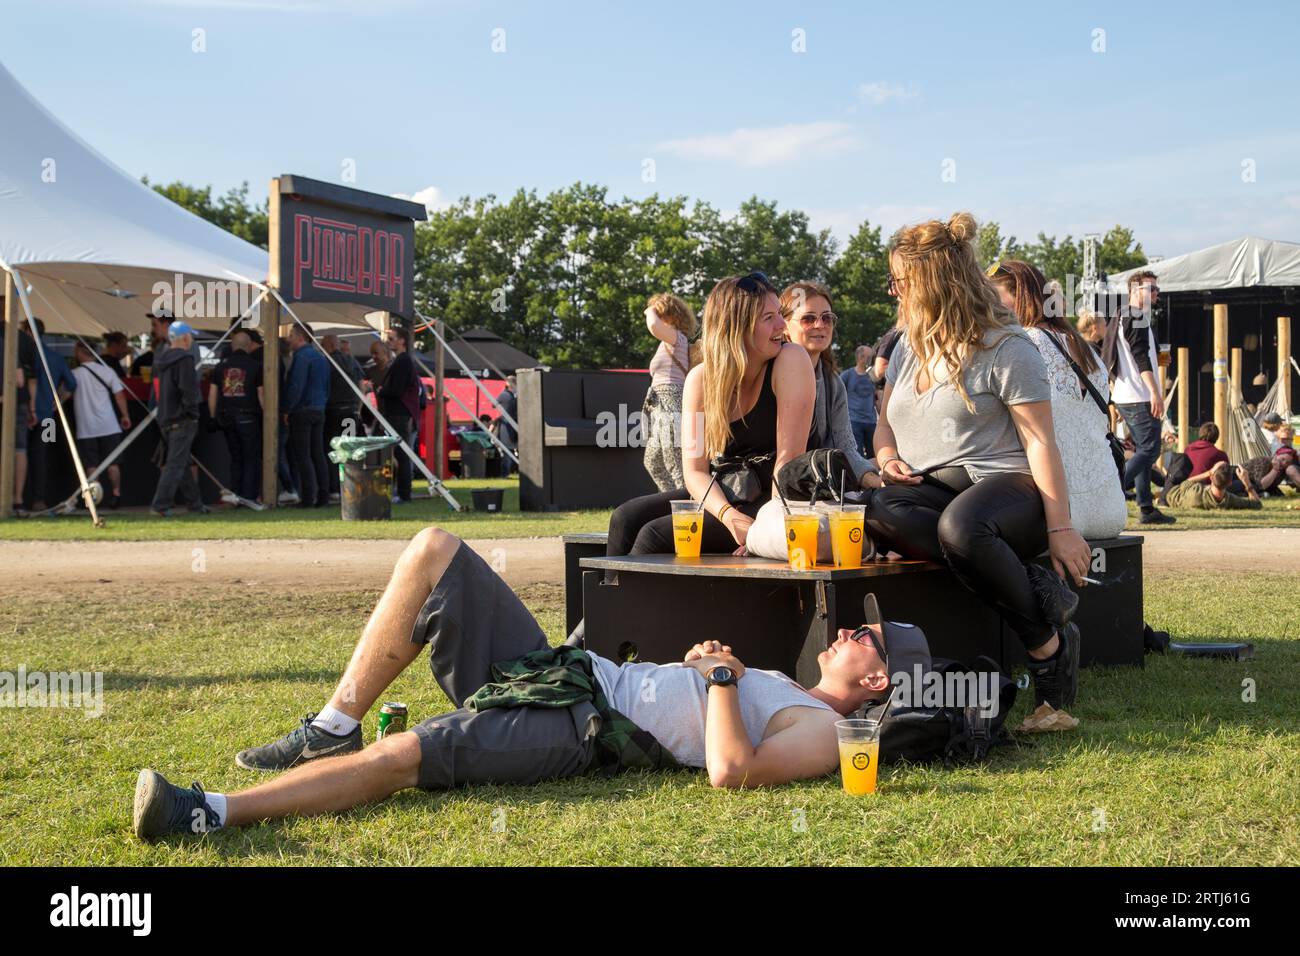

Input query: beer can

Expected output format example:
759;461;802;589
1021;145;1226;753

377;701;408;740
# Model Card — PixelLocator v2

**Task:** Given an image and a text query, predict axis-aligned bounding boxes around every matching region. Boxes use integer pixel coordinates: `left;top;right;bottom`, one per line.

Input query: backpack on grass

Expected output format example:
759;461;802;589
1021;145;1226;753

862;656;1018;764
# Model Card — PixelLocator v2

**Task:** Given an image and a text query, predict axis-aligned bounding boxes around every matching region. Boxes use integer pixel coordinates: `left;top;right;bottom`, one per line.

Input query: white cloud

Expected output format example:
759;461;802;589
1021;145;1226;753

655;121;859;168
393;184;450;214
857;82;915;105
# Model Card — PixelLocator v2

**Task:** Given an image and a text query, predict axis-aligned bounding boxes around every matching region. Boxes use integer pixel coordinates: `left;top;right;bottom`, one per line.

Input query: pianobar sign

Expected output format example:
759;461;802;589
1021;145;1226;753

272;175;427;318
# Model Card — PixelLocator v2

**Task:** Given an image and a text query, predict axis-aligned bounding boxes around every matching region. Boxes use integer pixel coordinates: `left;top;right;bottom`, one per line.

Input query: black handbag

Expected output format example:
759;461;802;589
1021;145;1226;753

708;452;772;504
776;447;852;504
1040;331;1126;483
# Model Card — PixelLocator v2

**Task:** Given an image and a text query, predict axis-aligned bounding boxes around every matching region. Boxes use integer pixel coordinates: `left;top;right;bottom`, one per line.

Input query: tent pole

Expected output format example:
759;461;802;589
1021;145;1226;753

1213;304;1228;451
434;317;445;480
1280;316;1292;418
263;176;283;509
261;296;282;508
1177;347;1190;452
1;273;18;516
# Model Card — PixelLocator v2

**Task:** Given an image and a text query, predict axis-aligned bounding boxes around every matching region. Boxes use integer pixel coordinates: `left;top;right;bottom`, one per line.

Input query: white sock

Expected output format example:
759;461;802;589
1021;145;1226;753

311;705;359;736
204;792;227;828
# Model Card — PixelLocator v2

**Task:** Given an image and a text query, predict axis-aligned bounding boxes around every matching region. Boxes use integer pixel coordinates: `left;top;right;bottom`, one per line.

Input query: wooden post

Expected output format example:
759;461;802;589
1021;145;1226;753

1;274;18;516
1213;304;1228;450
433;317;445;480
262;176;282;508
1231;347;1242;399
1281;315;1292;418
1177;347;1190;452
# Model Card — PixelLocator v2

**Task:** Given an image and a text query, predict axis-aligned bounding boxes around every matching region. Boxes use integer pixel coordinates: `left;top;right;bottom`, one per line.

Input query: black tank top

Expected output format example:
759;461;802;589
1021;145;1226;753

724;359;779;488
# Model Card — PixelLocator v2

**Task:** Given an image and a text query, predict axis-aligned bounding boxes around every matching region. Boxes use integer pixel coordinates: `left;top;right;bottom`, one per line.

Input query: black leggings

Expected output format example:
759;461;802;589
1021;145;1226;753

865;471;1055;651
607;489;763;556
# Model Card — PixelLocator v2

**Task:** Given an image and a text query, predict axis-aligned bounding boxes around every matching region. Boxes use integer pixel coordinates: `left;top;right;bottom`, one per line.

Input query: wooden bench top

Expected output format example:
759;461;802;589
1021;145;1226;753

579;553;943;581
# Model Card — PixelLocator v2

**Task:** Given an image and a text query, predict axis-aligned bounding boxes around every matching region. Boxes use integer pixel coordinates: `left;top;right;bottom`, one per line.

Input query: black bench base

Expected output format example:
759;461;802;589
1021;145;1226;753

564;535;1144;685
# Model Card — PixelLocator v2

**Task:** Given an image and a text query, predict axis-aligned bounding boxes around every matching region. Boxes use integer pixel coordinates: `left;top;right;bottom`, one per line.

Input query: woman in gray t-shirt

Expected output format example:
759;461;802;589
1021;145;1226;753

868;213;1093;718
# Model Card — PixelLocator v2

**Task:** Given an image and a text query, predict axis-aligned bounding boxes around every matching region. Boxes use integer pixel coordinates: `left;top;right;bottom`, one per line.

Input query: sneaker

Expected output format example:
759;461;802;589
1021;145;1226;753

278;491;301;506
1139;508;1177;525
105;494;121;510
1026;622;1080;711
234;713;363;772
1025;563;1079;629
133;769;220;841
188;504;211;515
149;508;173;518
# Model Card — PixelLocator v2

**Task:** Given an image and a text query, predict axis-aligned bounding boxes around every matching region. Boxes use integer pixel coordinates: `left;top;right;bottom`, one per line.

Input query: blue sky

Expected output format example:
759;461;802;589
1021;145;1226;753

4;0;1299;257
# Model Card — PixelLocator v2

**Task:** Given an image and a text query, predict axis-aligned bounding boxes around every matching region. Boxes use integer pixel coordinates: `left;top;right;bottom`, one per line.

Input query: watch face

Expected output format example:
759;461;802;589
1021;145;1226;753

710;667;733;684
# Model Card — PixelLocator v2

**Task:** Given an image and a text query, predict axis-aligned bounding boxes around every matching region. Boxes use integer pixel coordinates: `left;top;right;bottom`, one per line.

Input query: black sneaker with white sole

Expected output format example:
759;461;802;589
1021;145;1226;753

1139;508;1176;525
1026;622;1081;711
234;713;363;771
133;769;220;842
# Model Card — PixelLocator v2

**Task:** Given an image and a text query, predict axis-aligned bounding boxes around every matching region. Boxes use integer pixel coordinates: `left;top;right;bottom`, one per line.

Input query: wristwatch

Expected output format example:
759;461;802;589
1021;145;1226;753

705;665;738;689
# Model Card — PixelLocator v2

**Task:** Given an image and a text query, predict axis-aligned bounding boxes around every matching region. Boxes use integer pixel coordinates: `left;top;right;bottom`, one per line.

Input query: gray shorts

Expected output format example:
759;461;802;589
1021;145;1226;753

407;542;598;790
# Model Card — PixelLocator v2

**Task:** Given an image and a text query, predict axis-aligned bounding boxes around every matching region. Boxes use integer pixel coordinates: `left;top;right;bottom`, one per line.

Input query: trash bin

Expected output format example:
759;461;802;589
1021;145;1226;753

330;436;399;521
459;430;493;479
470;488;505;512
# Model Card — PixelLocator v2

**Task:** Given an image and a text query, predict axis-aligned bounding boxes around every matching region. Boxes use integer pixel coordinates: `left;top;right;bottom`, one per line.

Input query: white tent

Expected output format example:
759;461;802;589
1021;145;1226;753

0;61;370;335
1108;236;1300;294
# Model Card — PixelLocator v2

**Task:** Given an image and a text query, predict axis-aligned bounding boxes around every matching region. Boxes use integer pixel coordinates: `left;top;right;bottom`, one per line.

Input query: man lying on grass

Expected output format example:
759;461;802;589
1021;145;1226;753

134;527;933;840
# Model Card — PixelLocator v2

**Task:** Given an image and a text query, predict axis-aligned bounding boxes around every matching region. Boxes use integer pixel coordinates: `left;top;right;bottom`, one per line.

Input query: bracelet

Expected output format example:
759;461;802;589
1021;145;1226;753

879;455;902;471
717;503;733;523
1047;526;1074;534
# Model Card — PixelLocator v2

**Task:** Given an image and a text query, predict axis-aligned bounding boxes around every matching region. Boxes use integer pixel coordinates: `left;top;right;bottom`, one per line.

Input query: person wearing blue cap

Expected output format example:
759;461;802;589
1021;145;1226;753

150;321;207;516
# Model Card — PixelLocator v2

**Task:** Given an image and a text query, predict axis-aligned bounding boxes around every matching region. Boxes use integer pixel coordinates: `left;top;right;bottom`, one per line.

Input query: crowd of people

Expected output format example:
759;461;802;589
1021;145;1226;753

0;308;452;516
131;210;1297;840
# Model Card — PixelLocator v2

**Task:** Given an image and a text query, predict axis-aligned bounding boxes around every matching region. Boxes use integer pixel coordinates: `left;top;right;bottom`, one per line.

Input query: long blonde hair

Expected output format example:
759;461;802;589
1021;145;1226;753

701;274;778;458
890;211;1017;412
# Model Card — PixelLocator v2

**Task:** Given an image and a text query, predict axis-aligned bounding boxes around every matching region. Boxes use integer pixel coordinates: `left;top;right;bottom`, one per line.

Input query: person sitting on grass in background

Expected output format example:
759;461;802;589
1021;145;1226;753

1158;422;1229;503
131;527;930;841
1242;423;1299;496
1167;461;1261;511
1258;412;1284;454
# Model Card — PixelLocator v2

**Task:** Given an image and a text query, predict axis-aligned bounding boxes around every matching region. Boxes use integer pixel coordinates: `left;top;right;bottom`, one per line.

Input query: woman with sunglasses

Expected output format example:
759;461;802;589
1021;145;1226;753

780;280;881;490
868;213;1092;719
605;272;814;557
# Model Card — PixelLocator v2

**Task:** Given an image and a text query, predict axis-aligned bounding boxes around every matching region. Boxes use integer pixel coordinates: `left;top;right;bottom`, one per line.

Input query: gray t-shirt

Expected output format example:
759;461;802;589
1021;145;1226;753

588;653;833;768
885;325;1050;479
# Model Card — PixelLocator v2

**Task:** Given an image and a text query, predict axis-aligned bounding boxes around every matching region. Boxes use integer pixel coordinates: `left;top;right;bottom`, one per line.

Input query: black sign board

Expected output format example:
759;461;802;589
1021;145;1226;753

273;175;427;318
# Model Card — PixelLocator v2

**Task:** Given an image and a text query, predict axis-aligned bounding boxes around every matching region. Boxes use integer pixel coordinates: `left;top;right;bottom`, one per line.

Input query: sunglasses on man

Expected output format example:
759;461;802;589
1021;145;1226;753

846;624;887;660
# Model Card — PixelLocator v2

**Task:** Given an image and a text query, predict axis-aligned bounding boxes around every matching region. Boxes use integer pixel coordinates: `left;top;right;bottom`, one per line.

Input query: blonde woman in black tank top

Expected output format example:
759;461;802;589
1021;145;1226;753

606;272;814;557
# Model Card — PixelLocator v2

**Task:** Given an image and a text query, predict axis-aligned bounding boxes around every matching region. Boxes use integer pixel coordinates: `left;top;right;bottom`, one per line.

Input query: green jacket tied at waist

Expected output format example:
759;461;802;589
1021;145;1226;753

465;645;678;773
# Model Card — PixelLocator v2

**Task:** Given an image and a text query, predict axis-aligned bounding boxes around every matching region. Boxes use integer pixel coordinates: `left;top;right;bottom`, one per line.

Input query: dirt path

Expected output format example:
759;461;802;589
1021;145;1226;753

0;536;564;595
0;529;1295;597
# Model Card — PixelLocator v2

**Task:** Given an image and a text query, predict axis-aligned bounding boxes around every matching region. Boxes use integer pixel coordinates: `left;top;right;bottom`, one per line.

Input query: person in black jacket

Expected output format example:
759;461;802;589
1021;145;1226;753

380;326;419;503
151;322;207;516
322;334;363;500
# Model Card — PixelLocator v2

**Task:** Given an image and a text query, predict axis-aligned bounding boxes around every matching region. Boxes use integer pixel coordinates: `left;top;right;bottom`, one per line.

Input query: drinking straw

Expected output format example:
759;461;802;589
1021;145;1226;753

775;480;791;516
697;472;719;512
839;469;845;506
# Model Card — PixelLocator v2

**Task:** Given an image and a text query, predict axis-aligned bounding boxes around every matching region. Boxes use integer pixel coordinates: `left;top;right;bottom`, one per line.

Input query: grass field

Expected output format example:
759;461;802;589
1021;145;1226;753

1;569;1295;866
1;477;1298;542
0;479;612;542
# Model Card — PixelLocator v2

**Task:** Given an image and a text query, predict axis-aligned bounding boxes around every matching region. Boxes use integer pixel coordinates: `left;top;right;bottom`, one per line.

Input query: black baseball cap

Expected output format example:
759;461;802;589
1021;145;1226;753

858;593;932;685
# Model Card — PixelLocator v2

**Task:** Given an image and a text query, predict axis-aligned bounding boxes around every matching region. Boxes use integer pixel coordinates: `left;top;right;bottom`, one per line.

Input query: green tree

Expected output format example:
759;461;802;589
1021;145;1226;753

1096;225;1146;274
144;178;269;248
827;220;895;365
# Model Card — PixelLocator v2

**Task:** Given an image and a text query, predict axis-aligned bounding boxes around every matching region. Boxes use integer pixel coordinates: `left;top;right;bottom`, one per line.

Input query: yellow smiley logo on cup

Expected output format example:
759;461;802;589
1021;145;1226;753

849;528;862;543
852;752;869;771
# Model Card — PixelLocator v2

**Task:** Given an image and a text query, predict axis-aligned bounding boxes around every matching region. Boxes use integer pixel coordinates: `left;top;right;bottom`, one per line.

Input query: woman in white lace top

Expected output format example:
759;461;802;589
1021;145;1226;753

990;261;1127;539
